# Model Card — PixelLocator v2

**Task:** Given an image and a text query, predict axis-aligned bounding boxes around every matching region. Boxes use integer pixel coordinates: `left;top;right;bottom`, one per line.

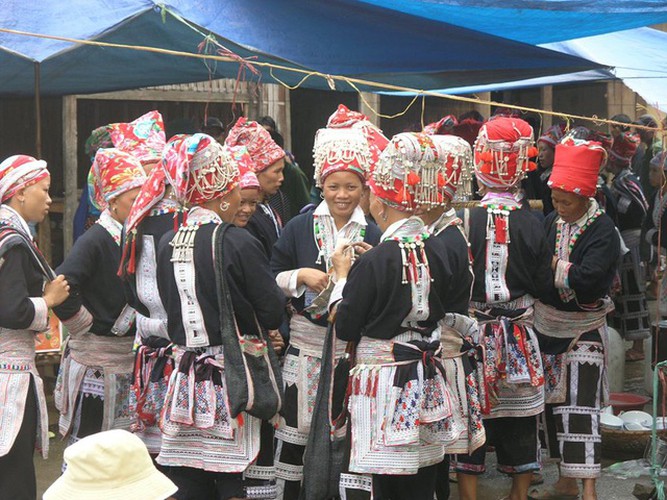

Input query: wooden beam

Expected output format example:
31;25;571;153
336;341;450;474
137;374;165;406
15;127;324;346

62;96;77;255
75;89;250;103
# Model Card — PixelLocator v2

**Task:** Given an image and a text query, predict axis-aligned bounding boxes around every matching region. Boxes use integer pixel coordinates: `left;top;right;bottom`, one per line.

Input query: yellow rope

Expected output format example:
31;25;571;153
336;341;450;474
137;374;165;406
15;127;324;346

0;25;664;133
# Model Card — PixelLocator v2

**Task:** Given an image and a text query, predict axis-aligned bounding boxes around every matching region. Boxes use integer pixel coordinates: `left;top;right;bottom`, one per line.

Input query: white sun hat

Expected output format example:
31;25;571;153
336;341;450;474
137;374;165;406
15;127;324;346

43;429;177;500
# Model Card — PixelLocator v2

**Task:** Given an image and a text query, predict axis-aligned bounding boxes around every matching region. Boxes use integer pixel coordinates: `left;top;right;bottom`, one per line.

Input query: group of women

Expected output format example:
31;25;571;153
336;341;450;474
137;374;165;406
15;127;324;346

0;104;644;500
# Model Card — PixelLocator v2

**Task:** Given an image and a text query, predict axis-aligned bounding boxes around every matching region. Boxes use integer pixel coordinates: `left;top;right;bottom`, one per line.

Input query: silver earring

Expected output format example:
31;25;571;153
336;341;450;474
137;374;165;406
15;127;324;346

219;201;230;212
380;212;388;222
319;191;324;200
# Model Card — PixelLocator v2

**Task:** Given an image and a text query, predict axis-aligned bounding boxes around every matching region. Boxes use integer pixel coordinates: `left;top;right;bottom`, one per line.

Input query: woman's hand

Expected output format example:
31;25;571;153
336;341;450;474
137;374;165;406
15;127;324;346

268;330;285;354
551;256;559;271
331;245;353;280
44;275;70;308
352;242;372;256
297;268;329;293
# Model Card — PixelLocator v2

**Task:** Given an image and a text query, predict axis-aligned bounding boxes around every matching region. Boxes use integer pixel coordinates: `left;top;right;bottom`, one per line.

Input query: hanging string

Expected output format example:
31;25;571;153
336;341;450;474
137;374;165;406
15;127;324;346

0;24;664;134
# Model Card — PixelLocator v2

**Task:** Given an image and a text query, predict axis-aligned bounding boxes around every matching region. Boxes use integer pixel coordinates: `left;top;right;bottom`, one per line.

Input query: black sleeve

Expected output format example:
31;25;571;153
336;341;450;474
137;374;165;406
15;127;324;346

0;247;40;330
228;229;286;330
270;217;298;275
53;234;96;320
568;225;620;297
335;255;376;343
529;222;555;301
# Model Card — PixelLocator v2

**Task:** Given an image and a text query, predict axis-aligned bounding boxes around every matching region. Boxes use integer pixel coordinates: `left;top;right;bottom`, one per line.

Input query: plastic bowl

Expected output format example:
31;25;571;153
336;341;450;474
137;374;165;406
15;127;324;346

620;410;653;425
601;413;624;429
609;392;651;415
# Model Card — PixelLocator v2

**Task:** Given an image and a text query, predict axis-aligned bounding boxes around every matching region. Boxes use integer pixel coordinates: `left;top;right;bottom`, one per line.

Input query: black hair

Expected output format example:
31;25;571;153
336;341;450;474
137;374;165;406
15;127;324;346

258;116;278;132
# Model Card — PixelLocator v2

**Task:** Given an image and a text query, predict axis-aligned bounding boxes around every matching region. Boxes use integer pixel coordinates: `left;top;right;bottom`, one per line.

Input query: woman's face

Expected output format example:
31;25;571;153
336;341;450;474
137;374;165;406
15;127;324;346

13;176;52;224
551;188;589;223
649;164;665;189
257;158;285;196
232;188;260;227
109;187;141;224
218;185;242;224
322;171;363;223
538;142;555;170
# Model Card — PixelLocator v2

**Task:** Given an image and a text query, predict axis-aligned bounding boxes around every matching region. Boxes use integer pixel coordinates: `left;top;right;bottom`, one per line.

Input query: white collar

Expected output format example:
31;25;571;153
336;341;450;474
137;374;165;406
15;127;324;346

380;216;425;241
313;200;367;227
0;204;33;239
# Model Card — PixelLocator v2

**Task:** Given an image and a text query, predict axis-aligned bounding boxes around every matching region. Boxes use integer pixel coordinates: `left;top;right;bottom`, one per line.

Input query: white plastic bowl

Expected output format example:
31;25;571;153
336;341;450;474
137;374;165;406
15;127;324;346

601;413;624;429
620;410;652;425
642;417;667;430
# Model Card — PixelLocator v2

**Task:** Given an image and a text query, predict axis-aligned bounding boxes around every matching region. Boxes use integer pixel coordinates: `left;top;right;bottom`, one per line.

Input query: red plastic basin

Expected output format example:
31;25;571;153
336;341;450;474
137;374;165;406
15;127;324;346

609;392;651;415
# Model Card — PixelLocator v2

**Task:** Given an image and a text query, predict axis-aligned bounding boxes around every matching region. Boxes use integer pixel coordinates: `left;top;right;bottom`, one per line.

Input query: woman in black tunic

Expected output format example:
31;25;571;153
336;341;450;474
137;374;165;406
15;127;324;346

532;137;620;500
331;132;466;500
54;148;146;449
155;134;286;500
271;110;385;499
0;155;69;499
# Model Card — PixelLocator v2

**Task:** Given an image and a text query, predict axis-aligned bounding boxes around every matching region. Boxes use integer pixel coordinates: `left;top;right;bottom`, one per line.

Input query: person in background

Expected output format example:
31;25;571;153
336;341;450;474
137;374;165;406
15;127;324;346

0;155;70;500
644;151;667;319
530;123;566;216
54;149;146;451
202;116;226;143
230;147;262;229
634;114;662;201
532;137;620;500
607;132;650;361
73;125;112;242
43;430;178;500
259;116;312;223
226;117;286;258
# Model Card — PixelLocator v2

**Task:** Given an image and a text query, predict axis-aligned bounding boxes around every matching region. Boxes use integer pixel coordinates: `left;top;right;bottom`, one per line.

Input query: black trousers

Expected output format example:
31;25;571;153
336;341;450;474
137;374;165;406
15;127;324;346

0;378;37;500
372;463;438;500
164;465;244;500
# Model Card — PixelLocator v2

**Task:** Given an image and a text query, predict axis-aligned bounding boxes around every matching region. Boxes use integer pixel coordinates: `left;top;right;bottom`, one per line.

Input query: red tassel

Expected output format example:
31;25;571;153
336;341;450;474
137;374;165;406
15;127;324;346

495;216;507;244
237;413;244;427
174;212;179;232
117;241;130;277
128;239;137;274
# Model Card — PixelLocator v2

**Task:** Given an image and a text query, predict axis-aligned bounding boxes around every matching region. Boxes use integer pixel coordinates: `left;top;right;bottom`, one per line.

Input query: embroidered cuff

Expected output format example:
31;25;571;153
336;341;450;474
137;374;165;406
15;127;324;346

646;228;658;246
554;259;572;289
28;297;49;332
328;278;347;311
62;306;93;336
275;270;306;298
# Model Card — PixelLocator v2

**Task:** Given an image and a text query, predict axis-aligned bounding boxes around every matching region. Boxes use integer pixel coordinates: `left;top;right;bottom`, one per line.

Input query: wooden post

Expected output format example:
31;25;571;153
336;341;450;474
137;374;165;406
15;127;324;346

473;92;491;120
541;85;553;129
283;87;292;152
359;92;381;127
62;96;77;255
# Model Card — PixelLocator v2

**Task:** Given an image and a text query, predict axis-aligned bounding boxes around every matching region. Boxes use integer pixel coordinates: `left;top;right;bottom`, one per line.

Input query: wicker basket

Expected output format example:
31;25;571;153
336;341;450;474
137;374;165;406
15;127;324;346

601;427;667;460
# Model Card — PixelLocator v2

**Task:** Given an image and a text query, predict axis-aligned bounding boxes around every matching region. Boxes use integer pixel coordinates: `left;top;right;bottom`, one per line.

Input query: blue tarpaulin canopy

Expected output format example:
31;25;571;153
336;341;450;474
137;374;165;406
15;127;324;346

0;0;619;96
356;0;667;45
387;27;667;112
